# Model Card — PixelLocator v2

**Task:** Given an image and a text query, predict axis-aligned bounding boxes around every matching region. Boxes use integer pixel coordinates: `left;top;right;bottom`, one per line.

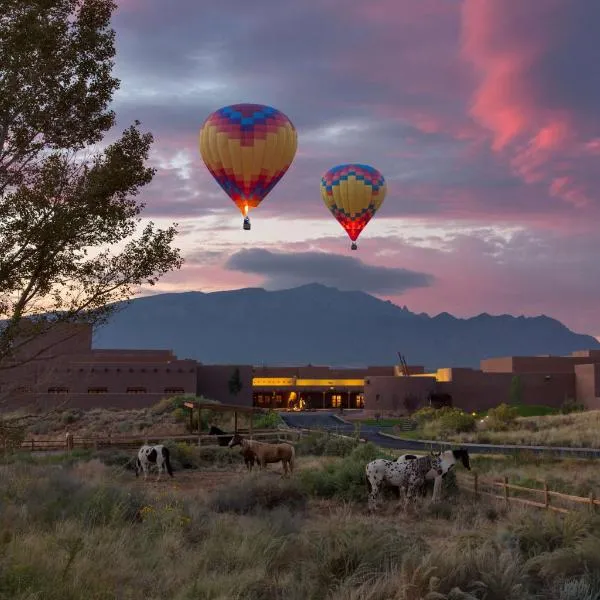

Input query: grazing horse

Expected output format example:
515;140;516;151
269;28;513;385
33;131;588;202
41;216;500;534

228;433;295;477
366;454;441;512
397;448;471;501
135;444;174;481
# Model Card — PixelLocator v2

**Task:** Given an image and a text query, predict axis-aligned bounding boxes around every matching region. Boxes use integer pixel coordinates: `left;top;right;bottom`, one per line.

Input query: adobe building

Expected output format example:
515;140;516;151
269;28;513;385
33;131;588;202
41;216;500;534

363;350;600;415
2;322;599;415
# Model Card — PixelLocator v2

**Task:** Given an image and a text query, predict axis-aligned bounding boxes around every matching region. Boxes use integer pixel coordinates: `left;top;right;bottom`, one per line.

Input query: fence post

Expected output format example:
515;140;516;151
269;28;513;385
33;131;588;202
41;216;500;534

503;476;509;505
473;473;479;496
544;481;549;509
590;490;595;513
31;439;34;451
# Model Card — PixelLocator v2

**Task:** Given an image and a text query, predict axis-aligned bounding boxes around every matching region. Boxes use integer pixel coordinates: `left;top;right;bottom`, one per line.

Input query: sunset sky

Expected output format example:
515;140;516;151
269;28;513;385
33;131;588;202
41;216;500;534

110;0;600;338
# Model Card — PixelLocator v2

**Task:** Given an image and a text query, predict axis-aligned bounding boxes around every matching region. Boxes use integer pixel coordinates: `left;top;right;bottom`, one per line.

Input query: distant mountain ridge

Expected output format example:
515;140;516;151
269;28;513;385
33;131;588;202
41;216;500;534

92;284;600;369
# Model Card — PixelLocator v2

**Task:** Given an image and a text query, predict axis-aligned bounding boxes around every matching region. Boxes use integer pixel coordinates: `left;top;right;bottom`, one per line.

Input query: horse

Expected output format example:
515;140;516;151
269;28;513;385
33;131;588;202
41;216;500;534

228;433;295;477
209;425;233;446
209;426;259;469
397;448;471;501
135;444;174;481
366;454;441;512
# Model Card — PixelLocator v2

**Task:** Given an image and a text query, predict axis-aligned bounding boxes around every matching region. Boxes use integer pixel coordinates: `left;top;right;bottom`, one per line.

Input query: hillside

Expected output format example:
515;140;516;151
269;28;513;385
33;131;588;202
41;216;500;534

92;284;600;368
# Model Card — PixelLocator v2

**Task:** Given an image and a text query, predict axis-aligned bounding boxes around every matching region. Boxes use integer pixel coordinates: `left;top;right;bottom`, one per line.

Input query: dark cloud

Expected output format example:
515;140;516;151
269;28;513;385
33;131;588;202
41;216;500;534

224;248;434;294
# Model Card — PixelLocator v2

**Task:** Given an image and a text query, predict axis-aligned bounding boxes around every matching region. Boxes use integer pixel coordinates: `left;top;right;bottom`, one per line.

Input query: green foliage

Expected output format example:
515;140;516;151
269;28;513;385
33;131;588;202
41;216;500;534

299;443;393;503
160;441;243;470
228;367;243;396
486;403;519;431
296;432;360;457
0;0;181;385
560;398;585;415
509;375;523;405
253;409;284;430
419;407;476;438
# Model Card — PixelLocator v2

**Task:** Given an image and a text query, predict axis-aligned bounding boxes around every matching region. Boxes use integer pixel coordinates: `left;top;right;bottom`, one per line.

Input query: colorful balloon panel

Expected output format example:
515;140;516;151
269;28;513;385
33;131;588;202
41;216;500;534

320;164;387;242
199;104;298;216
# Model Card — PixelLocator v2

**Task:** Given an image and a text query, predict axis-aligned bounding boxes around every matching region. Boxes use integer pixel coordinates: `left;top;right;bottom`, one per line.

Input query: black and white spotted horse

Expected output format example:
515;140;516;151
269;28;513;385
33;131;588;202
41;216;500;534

366;454;442;512
135;444;174;481
396;448;471;501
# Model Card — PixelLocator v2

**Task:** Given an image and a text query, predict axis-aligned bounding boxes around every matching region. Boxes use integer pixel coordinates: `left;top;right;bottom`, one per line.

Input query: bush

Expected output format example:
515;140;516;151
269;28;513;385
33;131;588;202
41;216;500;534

296;432;359;457
253;409;285;429
560;398;585;415
208;473;308;514
161;441;244;470
299;443;397;503
421;409;476;438
2;465;146;529
486;403;519;431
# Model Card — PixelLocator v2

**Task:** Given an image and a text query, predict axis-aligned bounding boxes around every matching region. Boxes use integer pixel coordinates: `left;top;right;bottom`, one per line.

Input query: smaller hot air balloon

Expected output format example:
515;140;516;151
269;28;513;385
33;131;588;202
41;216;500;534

320;164;387;250
199;104;298;230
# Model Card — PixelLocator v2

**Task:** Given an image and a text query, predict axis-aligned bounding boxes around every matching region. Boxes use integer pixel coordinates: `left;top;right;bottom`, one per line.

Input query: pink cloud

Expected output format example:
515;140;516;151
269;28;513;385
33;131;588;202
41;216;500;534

461;0;600;208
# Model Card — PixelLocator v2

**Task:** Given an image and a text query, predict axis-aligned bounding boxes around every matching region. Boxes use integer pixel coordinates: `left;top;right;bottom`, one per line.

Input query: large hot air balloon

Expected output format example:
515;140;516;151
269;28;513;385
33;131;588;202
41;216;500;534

199;103;298;230
320;164;387;250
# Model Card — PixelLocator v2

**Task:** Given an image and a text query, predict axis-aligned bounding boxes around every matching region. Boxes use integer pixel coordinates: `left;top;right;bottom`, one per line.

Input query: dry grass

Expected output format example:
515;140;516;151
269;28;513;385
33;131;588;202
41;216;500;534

2;448;600;599
443;410;600;448
7;404;246;442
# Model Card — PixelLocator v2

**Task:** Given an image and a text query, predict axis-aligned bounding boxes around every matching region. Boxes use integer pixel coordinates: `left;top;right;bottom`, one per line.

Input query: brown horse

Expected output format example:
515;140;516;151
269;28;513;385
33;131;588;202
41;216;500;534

228;433;295;477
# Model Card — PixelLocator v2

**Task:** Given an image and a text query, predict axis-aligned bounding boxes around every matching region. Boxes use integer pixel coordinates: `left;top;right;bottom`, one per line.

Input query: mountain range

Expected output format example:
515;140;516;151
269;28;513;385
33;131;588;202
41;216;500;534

91;284;600;369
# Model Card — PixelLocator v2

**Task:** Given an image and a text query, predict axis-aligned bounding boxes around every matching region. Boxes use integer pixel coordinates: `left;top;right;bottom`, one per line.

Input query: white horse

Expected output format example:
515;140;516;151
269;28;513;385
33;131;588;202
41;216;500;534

135;444;174;481
366;454;441;512
397;448;471;501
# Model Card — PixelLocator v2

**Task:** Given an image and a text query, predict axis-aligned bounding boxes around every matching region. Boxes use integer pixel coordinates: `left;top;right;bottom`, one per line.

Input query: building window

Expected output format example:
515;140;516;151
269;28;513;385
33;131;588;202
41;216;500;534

331;394;342;408
357;394;365;408
48;387;69;394
88;387;108;394
126;387;147;394
164;387;185;395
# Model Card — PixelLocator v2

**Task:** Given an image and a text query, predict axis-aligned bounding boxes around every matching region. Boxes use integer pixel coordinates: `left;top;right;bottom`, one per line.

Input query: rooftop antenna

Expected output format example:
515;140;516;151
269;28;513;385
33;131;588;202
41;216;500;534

397;352;410;377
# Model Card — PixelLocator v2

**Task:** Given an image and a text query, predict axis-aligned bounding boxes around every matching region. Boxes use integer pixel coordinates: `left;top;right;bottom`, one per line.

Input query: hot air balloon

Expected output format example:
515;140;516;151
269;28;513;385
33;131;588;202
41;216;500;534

199;104;298;230
320;164;387;250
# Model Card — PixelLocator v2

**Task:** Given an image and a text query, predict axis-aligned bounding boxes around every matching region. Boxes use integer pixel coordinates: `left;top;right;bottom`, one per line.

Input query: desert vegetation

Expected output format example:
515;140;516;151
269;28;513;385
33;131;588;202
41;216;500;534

2;435;600;599
391;404;600;449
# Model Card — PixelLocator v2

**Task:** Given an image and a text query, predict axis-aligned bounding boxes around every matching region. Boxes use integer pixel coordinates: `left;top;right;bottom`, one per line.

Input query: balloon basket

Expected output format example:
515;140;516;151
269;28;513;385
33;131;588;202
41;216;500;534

350;242;357;250
243;218;251;231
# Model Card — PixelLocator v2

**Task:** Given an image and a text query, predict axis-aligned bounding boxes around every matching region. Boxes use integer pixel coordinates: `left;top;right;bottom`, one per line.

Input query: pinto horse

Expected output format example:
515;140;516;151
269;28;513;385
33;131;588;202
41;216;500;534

228;433;295;477
397;448;471;501
366;454;440;512
135;444;174;481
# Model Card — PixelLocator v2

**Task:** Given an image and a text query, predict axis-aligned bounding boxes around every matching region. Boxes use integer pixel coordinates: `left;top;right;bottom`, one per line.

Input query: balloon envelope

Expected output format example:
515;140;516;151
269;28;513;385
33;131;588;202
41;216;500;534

199;103;298;217
320;164;387;242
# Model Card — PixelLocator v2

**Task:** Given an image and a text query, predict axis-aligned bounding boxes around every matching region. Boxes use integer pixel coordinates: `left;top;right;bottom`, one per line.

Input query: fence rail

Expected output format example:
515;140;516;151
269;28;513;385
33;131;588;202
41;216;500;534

457;472;598;514
12;428;302;453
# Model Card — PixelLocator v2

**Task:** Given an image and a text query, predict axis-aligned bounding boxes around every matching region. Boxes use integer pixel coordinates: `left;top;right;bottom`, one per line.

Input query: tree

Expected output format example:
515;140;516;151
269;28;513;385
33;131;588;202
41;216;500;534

509;375;522;405
0;1;182;426
228;367;243;398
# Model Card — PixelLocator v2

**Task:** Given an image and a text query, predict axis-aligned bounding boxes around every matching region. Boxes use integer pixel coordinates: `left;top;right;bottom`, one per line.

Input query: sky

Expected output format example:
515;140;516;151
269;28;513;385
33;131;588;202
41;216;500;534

109;0;600;338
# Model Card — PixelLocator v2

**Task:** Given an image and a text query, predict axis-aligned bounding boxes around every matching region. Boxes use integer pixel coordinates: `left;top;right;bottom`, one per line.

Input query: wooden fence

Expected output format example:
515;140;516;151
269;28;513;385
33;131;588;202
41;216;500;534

13;428;303;453
457;472;599;514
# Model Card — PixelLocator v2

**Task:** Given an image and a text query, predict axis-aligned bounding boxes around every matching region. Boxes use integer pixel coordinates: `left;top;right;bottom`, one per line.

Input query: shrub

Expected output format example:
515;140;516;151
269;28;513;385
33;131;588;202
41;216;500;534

560;398;585;415
160;440;243;470
253;409;285;429
486;403;519;431
208;473;308;514
296;432;359;457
